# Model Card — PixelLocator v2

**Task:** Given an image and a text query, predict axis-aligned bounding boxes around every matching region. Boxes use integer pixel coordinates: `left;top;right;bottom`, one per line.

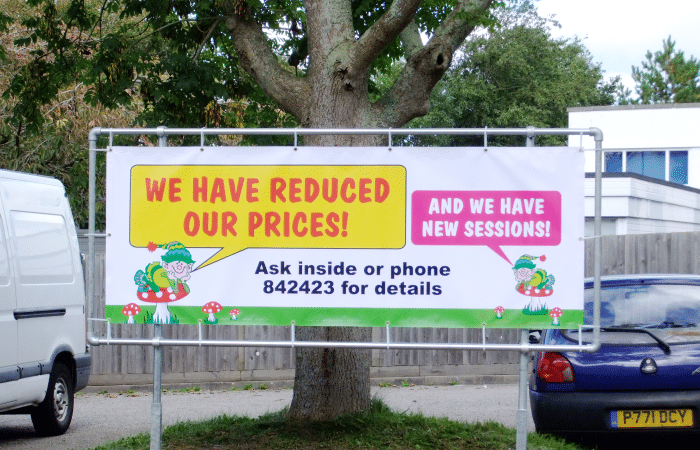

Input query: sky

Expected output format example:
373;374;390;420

535;0;700;95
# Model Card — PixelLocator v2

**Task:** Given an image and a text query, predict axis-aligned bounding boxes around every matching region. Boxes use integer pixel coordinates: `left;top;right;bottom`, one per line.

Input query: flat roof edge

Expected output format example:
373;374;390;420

569;103;700;113
585;172;700;195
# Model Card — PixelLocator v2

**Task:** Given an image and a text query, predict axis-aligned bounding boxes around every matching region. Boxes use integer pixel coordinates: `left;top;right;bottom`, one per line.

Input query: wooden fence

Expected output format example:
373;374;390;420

583;231;700;276
83;231;700;386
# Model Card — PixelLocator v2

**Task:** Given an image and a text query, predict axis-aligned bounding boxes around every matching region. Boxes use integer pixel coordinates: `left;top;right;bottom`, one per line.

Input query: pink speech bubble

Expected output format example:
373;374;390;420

411;191;562;265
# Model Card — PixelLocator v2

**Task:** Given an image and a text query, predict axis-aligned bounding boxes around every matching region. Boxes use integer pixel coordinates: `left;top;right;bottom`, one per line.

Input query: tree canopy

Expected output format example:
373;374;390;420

2;0;558;422
628;36;700;104
0;0;141;227
408;6;620;146
2;0;506;138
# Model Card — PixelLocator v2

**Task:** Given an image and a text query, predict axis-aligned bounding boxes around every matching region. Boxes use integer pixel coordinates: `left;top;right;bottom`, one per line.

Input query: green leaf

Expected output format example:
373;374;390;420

631;36;700;104
408;7;621;147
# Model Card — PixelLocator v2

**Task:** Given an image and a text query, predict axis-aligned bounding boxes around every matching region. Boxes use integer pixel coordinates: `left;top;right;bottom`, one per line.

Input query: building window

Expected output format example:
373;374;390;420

603;150;688;185
670;151;688;184
605;152;622;172
627;151;665;180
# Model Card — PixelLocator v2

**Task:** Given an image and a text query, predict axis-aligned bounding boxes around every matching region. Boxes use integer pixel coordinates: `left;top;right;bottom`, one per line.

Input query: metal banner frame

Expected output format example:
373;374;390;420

86;126;604;450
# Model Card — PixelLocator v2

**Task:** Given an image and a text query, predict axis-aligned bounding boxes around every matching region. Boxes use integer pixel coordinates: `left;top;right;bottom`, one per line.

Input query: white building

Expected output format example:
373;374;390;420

568;103;700;236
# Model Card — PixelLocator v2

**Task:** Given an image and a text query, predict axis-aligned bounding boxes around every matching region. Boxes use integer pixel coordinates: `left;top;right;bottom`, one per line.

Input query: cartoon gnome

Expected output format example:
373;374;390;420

513;254;555;312
134;241;195;324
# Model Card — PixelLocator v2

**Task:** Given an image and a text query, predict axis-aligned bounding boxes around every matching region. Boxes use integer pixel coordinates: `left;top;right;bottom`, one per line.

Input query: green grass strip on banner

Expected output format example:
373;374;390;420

106;305;583;329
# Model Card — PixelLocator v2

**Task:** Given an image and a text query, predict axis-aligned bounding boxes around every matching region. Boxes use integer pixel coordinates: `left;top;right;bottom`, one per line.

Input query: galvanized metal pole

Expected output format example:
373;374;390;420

87;129;97;342
149;128;168;450
592;128;604;351
150;323;163;450
515;127;536;450
516;329;530;450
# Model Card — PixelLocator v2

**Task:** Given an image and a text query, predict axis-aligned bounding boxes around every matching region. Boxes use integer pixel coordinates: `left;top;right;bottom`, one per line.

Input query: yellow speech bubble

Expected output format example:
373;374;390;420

130;165;407;269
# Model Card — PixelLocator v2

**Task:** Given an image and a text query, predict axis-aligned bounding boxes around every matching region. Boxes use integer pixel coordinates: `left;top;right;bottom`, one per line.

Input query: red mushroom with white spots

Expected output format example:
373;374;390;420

137;284;189;323
202;301;222;323
550;307;563;326
122;303;141;324
518;280;554;313
494;306;505;319
229;309;241;321
134;262;189;324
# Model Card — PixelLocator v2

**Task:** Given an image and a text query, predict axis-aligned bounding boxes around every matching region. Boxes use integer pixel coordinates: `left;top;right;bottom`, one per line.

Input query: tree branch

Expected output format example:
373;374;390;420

429;0;495;52
350;0;422;73
376;0;494;126
399;20;424;61
222;4;310;122
193;18;223;63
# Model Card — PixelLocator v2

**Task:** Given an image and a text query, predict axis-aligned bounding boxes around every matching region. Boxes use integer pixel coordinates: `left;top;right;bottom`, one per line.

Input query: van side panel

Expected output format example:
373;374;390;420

0;376;50;411
0;202;18;410
9;210;84;365
3;180;85;366
0;171;89;416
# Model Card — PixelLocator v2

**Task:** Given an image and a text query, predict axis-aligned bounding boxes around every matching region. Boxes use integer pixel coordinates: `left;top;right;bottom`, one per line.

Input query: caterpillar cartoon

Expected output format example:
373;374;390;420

134;262;171;293
526;268;555;291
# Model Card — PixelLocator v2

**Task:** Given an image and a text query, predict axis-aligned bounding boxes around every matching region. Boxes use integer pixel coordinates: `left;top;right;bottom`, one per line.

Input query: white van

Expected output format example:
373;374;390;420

0;169;90;436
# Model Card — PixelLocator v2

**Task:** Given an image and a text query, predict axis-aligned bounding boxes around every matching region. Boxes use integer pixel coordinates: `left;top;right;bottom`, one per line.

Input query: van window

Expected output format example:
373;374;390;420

0;218;9;286
9;211;73;284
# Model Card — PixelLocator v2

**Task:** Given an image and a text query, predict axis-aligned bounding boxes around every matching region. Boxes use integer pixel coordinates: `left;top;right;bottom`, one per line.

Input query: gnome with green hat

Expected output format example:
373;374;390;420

513;254;555;313
131;241;195;324
513;255;540;291
153;241;195;295
513;254;556;291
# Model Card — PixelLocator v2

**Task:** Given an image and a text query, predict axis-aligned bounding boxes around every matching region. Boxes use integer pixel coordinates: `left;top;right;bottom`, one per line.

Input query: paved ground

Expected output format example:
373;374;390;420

0;384;534;450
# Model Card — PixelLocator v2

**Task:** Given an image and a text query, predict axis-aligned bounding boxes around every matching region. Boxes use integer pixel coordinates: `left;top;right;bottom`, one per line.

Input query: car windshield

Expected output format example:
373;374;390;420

564;283;700;344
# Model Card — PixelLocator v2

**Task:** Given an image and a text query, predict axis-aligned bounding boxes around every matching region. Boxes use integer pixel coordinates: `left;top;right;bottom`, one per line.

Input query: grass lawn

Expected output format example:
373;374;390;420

91;398;586;450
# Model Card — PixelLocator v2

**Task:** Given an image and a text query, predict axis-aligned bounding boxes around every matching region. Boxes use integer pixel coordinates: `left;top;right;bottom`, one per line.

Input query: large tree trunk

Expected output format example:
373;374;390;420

288;327;372;421
288;25;379;417
223;0;495;422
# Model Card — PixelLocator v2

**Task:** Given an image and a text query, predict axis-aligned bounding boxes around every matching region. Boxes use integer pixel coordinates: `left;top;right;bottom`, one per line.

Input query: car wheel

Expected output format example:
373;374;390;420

31;362;74;436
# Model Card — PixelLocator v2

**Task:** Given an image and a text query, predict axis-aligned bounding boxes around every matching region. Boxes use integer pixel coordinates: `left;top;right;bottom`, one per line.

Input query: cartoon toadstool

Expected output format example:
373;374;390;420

550;307;563;326
122;303;141;324
229;309;241;321
203;301;222;323
494;306;505;319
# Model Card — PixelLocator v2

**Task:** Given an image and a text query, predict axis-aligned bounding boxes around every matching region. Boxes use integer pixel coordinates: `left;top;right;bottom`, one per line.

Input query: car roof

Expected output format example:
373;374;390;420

584;274;700;289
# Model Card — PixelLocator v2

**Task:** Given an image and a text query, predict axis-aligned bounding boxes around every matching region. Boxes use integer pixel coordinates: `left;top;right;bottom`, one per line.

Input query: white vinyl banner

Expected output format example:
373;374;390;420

105;146;584;328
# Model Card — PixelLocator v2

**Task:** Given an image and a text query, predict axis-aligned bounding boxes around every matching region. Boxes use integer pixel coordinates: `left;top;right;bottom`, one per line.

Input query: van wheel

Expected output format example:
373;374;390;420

31;362;74;436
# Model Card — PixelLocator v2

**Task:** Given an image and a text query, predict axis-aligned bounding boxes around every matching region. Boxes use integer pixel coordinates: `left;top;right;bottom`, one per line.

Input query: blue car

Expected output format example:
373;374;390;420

530;275;700;438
